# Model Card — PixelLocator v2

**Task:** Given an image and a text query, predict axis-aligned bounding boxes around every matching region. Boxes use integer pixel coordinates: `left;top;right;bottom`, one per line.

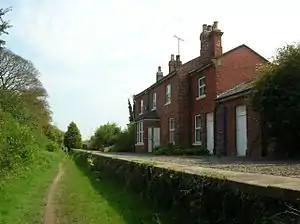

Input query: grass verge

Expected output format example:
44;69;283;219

55;155;171;224
0;151;62;224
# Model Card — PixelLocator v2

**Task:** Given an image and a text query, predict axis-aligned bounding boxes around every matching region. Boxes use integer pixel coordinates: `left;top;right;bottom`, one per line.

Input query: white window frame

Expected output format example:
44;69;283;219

169;118;175;144
197;76;206;100
152;92;157;110
194;115;202;145
136;121;144;145
165;84;171;105
139;100;143;114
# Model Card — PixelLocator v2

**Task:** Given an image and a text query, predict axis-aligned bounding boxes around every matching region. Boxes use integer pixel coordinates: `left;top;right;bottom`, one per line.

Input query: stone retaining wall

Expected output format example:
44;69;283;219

74;151;300;224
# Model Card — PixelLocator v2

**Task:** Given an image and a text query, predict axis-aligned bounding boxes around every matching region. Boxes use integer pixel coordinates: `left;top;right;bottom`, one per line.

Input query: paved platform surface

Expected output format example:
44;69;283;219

77;150;300;197
85;151;300;178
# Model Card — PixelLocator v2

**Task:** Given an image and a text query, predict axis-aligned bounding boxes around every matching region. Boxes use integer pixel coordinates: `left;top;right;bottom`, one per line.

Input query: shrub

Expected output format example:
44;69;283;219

154;145;210;156
113;123;135;152
43;124;64;146
90;122;121;149
0;109;47;179
251;43;300;157
46;141;60;152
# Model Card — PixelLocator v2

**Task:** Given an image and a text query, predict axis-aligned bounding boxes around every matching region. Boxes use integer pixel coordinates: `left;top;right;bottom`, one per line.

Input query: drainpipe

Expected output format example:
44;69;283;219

213;100;220;155
222;104;227;156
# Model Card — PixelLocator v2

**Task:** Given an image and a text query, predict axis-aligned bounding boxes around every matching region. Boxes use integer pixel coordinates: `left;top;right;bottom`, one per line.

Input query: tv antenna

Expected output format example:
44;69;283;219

173;35;184;55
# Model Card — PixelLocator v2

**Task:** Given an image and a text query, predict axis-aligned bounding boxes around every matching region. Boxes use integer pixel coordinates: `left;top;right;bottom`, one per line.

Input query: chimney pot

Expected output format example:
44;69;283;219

202;24;208;31
207;25;212;31
156;66;163;82
212;21;219;30
176;55;180;61
171;54;175;61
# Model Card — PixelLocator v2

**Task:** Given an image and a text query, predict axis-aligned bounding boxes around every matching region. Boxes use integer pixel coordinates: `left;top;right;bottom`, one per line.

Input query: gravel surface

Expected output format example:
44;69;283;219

107;153;300;178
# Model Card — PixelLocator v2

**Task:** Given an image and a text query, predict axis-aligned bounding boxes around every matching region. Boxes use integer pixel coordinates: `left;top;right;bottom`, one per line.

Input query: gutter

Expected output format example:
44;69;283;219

216;89;251;103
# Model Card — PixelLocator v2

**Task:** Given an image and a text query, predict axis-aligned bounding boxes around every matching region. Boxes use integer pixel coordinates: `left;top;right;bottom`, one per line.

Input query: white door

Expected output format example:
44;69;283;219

148;127;153;152
236;105;247;156
153;128;160;148
206;112;214;154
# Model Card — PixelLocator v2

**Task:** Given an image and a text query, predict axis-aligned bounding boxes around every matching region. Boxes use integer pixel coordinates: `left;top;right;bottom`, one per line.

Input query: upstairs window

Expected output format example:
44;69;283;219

140;100;143;114
152;92;157;110
165;84;171;104
197;76;206;99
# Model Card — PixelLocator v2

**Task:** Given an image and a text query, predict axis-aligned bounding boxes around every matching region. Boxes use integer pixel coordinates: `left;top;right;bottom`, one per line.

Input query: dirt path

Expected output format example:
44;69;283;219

43;163;64;224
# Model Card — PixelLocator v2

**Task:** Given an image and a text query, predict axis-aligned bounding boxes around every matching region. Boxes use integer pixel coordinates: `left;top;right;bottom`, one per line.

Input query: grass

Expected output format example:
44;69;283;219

55;155;171;224
0;150;62;224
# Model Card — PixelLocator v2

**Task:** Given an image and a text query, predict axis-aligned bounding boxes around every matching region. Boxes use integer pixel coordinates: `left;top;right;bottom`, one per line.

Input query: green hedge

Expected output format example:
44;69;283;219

154;146;210;156
74;152;299;224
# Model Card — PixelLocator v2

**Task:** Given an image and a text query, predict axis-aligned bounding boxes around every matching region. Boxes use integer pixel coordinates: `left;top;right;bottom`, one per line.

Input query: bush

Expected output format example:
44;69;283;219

0;108;50;181
113;123;135;152
90;122;121;149
43;124;64;146
90;123;135;153
154;145;210;156
251;43;300;157
46;141;60;152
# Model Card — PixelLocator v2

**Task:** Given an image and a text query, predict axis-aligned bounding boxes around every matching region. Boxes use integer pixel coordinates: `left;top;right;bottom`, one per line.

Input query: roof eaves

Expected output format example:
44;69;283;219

134;70;177;98
189;62;213;76
216;81;253;100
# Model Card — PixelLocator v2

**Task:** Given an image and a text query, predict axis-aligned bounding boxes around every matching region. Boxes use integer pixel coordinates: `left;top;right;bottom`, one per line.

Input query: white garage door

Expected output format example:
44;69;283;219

236;105;247;156
206;112;214;154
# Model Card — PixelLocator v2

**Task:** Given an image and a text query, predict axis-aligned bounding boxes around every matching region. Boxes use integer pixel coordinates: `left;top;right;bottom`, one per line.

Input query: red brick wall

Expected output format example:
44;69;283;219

216;46;266;95
134;74;179;147
176;57;205;147
134;119;160;153
190;66;216;146
215;95;263;157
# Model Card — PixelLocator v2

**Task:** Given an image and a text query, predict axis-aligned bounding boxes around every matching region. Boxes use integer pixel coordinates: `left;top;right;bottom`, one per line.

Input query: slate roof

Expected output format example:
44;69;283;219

216;81;253;100
135;109;160;121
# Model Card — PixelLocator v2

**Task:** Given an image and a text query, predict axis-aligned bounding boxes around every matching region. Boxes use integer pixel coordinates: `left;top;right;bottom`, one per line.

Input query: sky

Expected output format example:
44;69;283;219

1;0;299;139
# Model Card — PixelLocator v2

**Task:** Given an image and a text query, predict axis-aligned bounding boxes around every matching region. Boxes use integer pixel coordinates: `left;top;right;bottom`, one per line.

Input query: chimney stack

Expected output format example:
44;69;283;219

156;66;163;82
200;21;223;58
168;54;176;73
176;55;182;67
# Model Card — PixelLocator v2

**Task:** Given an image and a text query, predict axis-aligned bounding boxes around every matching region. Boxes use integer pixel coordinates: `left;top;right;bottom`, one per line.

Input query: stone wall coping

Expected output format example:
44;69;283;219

77;150;300;203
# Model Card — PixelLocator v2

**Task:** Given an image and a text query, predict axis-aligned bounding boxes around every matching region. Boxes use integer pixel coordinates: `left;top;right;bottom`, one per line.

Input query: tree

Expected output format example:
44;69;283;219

0;7;12;47
43;124;64;146
132;98;136;121
0;49;51;124
128;98;134;123
251;43;300;156
64;122;82;149
114;123;135;152
90;122;121;149
0;49;42;91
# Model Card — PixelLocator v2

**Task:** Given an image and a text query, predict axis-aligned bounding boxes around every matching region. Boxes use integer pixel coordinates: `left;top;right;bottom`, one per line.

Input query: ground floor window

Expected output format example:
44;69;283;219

169;118;175;144
136;121;144;144
195;115;202;144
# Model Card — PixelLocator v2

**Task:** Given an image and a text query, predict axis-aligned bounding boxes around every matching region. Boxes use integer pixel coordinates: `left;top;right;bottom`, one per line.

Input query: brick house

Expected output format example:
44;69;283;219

214;82;269;157
133;21;268;156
